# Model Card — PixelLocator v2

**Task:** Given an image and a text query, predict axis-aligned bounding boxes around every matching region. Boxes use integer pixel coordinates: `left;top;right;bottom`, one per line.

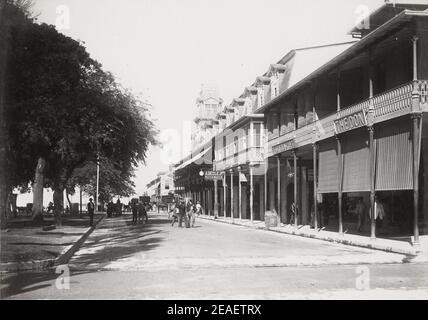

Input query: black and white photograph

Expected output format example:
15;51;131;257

1;0;428;306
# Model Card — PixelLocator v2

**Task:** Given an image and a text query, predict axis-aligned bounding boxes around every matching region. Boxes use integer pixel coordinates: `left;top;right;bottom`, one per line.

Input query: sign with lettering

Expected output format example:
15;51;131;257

204;171;224;181
272;139;295;155
334;110;367;134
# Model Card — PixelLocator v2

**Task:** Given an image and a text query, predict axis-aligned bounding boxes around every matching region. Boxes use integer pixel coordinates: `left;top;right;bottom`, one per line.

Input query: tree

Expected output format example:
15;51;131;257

1;0;157;226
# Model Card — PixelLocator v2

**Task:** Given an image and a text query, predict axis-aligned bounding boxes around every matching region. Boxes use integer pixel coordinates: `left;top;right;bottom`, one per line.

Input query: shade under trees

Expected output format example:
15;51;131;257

0;0;158;227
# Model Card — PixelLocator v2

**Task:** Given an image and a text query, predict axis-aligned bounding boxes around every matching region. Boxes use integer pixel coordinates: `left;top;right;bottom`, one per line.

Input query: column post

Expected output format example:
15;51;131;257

313;142;318;230
223;171;227;218
293;149;298;228
264;158;268;214
337;135;343;236
230;169;234;222
412;113;422;247
238;166;242;220
368;47;376;240
214;179;219;219
250;165;254;222
276;155;281;226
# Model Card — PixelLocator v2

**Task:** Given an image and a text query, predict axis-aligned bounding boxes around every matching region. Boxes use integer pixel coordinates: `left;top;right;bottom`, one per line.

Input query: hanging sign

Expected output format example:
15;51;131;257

204;171;224;181
272;139;295;155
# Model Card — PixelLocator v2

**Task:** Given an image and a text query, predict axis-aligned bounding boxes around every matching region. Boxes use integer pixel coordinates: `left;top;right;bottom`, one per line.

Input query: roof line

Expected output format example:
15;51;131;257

255;9;424;114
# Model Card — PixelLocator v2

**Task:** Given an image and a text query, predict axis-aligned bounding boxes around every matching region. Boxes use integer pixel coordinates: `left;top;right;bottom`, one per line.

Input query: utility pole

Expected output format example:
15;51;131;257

96;154;100;212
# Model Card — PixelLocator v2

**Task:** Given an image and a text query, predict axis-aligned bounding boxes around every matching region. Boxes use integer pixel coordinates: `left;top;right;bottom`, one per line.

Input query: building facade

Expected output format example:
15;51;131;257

145;171;175;203
173;1;428;246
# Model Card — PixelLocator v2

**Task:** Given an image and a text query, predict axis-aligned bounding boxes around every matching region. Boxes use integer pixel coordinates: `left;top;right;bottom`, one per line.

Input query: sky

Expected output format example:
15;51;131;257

18;0;386;205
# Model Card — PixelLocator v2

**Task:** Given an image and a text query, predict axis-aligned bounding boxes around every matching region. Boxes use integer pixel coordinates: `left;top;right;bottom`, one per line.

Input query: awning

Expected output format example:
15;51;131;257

342;129;370;193
375;118;413;191
174;147;212;171
318;138;339;194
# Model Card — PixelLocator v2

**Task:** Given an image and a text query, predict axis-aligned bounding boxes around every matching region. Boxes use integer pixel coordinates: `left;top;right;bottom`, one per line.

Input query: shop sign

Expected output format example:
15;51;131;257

204;171;224;181
334;110;367;134
272;139;295;155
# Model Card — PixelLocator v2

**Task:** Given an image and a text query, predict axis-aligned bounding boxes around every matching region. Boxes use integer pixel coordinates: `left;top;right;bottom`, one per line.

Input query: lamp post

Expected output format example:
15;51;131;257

96;154;100;212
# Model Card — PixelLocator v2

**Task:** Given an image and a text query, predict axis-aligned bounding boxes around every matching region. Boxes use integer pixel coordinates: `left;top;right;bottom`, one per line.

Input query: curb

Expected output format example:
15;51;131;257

199;215;421;257
0;214;105;273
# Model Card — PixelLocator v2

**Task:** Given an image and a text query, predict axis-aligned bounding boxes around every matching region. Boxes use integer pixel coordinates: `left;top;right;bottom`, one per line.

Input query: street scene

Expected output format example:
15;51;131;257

1;0;428;303
2;210;428;299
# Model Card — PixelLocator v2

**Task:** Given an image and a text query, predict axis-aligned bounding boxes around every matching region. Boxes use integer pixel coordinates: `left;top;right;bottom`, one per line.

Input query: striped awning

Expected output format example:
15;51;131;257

318;138;339;194
375;118;413;191
342;129;370;193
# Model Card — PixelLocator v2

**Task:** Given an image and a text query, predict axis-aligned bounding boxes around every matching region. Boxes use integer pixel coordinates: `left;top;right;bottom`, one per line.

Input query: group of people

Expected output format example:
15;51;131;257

131;200;151;225
169;199;202;228
107;199;123;218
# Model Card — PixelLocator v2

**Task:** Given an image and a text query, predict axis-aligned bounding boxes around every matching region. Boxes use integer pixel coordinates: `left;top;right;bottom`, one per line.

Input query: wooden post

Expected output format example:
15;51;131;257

368;50;376;240
79;187;83;217
337;136;343;236
223;172;227;218
238;166;242;220
277;156;281;225
313;143;318;230
230;169;234;221
336;69;343;236
369;126;376;240
412;113;421;247
214;179;219;218
293;150;298;228
250;166;254;222
264;159;268;214
411;35;421;247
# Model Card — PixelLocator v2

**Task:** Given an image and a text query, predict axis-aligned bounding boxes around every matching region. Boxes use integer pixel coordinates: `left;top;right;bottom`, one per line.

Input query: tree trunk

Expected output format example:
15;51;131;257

53;188;64;226
65;191;72;213
0;2;9;229
32;157;46;222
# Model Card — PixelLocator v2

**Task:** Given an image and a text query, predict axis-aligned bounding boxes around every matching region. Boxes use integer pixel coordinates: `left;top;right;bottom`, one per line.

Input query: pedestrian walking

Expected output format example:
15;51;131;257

195;201;202;216
290;202;297;225
87;198;95;226
169;199;178;226
178;199;186;228
131;201;138;224
185;199;194;228
137;201;147;224
107;200;114;218
115;199;122;216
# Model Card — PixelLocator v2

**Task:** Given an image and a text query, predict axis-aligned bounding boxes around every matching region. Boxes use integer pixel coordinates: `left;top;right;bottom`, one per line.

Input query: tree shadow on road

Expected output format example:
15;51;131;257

1;216;169;299
0;268;93;299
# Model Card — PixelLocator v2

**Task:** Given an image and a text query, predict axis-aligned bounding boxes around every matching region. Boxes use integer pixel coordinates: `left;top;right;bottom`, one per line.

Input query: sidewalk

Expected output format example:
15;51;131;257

0;213;105;272
199;215;428;260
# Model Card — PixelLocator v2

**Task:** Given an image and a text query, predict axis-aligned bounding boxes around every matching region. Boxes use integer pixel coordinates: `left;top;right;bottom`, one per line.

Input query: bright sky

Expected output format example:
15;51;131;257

27;0;385;203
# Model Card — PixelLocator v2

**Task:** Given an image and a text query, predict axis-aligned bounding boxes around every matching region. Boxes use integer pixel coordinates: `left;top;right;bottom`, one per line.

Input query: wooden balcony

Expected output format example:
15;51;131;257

214;146;264;171
267;80;427;158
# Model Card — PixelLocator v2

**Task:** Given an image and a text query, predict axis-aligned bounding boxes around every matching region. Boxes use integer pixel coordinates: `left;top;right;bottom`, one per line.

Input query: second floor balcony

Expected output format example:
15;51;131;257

267;80;428;158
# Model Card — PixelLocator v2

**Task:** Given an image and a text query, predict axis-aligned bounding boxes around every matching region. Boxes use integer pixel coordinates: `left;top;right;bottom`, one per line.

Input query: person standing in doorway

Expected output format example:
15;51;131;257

87;198;95;227
356;197;367;233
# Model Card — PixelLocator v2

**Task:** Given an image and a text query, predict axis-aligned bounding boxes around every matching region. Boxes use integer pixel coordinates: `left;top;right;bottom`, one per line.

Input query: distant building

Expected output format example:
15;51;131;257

145;171;175;203
192;84;223;149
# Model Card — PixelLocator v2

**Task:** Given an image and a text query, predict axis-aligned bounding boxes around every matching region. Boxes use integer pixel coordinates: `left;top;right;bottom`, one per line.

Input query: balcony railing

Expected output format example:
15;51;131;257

266;80;425;158
373;82;413;121
214;146;264;171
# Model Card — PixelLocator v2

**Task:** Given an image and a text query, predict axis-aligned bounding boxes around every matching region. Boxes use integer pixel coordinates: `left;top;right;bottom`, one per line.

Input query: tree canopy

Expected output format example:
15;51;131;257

0;0;158;225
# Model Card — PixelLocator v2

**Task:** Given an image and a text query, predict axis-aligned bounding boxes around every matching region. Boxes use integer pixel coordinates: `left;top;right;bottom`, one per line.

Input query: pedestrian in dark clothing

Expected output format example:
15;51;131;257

139;202;148;224
131;201;138;224
107;200;114;218
178;200;186;228
87;198;95;226
115;199;122;216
